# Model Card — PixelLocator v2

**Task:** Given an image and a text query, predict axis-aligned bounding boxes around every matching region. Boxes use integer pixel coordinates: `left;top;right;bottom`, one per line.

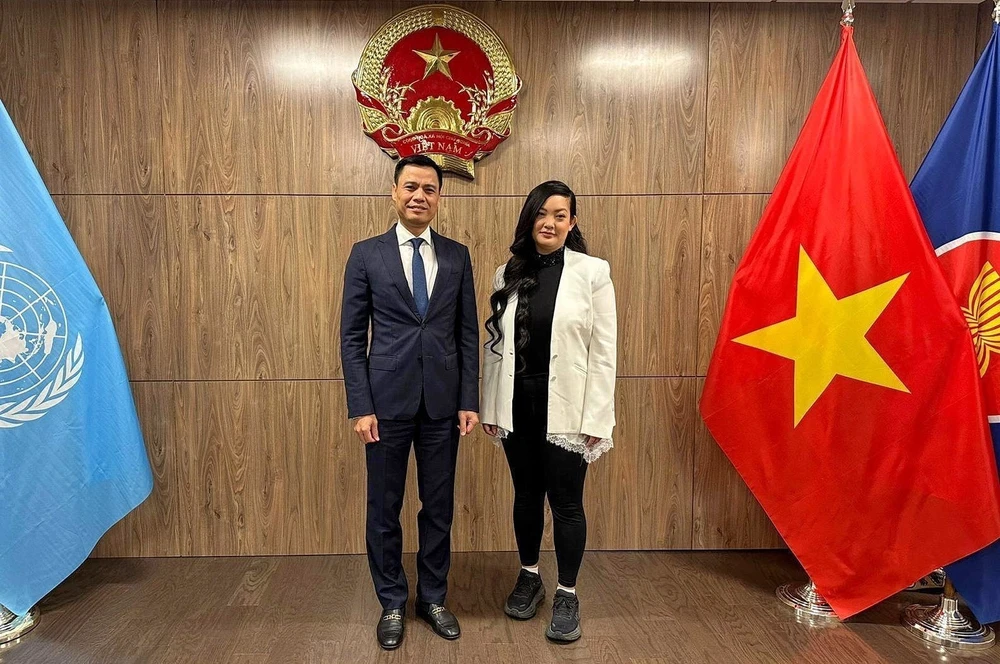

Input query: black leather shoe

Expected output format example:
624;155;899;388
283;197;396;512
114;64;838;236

376;608;405;650
416;602;461;640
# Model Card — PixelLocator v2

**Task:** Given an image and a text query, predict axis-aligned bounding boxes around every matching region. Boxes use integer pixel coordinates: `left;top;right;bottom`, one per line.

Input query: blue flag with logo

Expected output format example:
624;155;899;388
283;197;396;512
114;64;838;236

912;25;1000;623
0;100;152;616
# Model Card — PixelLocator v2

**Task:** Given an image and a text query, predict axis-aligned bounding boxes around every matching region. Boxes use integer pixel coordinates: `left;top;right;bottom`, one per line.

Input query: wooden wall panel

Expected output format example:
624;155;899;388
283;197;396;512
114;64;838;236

568;196;702;377
65;195;393;380
705;3;977;193
587;378;695;550
58;195;172;381
157;0;709;195
0;1;981;556
446;2;709;195
63;194;698;381
697;195;768;374
976;0;995;59
0;0;162;194
694;196;782;548
860;4;978;178
94;377;693;556
157;0;386;195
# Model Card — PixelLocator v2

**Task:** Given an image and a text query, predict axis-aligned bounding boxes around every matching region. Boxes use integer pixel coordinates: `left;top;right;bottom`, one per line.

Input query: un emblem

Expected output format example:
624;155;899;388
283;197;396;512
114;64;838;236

0;245;84;428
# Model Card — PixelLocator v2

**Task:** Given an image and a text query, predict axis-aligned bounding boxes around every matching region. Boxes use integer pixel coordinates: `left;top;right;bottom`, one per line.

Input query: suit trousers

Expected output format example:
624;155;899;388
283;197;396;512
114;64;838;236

365;397;460;609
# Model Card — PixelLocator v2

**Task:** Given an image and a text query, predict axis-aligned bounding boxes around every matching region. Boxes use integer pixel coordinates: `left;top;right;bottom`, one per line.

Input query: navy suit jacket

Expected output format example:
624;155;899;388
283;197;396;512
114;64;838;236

340;224;479;421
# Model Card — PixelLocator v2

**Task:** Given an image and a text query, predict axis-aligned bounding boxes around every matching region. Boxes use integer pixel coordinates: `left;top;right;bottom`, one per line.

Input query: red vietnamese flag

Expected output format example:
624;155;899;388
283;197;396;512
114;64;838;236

700;26;1000;619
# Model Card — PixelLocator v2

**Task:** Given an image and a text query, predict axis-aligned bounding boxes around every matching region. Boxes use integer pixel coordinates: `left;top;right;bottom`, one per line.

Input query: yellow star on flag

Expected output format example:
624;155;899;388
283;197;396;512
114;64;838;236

734;247;910;426
414;34;460;80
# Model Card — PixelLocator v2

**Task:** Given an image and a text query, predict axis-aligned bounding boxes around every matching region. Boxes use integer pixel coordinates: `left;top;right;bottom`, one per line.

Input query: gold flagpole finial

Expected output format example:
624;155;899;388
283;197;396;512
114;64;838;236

841;0;856;27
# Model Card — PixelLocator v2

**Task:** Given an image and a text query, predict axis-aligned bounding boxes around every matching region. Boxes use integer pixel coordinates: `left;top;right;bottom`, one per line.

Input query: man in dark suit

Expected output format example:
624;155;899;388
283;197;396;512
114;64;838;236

340;155;480;650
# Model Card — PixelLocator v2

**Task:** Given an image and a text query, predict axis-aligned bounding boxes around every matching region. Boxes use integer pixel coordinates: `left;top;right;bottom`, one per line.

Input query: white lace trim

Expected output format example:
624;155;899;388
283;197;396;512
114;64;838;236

487;428;613;463
488;426;511;449
546;434;614;463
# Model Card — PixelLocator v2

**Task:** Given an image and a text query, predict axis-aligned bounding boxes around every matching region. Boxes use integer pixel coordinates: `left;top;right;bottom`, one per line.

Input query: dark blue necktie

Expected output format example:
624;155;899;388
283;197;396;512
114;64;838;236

409;237;429;317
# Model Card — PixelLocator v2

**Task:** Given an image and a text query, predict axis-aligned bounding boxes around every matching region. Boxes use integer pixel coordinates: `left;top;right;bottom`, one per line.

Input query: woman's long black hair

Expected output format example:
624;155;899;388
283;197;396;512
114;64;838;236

484;180;588;357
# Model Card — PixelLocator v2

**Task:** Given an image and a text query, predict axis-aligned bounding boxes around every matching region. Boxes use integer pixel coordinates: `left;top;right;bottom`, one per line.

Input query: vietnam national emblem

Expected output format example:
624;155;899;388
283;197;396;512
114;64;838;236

0;244;84;428
352;4;521;179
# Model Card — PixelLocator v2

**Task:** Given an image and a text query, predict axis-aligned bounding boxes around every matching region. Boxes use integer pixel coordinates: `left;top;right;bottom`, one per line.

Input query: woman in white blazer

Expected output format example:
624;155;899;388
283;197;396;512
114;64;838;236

481;180;617;643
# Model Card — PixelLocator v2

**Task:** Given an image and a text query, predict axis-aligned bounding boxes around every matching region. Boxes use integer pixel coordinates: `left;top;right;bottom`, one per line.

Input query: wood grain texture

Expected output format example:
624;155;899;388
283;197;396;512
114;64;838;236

160;380;363;556
697;194;768;374
586;378;695;550
62;194;393;380
445;1;708;195
705;3;978;193
58;194;172;382
693;196;784;548
9;552;995;664
976;0;995;59
860;3;978;179
157;0;391;195
0;0;162;194
8;1;984;556
94;378;694;556
157;0;708;195
63;194;699;381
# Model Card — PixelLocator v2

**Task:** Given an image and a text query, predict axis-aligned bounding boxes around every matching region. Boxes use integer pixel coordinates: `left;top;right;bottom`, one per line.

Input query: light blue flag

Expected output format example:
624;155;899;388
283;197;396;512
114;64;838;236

0;100;152;615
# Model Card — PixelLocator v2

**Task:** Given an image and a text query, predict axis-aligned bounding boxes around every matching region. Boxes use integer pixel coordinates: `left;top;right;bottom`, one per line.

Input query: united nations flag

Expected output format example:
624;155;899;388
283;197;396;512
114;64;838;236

0;99;152;616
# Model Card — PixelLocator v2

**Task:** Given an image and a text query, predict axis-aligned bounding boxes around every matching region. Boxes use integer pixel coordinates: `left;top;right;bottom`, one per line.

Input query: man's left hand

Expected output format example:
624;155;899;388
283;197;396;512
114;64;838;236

458;411;480;436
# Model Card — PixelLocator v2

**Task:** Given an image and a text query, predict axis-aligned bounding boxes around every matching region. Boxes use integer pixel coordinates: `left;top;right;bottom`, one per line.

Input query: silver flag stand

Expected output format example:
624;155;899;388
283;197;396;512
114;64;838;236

777;580;839;623
903;578;994;651
0;604;38;645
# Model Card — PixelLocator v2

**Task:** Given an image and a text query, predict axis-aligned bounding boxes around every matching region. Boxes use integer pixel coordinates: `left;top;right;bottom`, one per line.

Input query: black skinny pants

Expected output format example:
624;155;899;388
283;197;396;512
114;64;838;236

502;374;589;587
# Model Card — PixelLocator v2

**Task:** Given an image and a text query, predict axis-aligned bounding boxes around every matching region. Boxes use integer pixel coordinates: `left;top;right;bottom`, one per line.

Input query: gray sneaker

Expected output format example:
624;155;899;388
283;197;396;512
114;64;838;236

505;569;545;619
546;589;582;642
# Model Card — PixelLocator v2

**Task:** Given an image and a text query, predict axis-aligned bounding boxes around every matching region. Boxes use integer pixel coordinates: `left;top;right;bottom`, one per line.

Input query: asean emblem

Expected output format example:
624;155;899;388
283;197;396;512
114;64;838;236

352;4;521;179
936;233;1000;422
0;245;84;428
962;260;1000;376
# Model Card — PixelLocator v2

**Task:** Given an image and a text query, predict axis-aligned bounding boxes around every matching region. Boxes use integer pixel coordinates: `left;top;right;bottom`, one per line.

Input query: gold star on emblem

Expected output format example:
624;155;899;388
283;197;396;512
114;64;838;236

414;34;460;80
734;247;910;426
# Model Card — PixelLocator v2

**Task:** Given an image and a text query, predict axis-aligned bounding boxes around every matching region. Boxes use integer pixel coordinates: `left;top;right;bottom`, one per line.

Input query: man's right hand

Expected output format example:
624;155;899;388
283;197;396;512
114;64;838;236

354;414;380;444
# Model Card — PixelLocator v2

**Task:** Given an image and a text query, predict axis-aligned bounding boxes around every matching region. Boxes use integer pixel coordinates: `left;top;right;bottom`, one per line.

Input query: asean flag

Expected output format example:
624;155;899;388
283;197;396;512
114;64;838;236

699;25;1000;619
913;24;1000;624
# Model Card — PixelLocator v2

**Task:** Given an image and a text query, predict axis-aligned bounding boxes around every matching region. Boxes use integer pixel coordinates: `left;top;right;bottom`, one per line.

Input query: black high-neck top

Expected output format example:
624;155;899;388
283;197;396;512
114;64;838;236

515;247;565;378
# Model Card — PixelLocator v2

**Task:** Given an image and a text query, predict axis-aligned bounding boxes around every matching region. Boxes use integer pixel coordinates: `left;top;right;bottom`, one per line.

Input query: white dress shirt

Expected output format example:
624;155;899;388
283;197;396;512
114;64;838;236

396;222;437;297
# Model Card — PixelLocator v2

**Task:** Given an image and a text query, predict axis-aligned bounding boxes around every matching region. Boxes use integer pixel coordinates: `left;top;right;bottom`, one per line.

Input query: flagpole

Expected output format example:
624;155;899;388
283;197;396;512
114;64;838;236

775;0;861;628
902;577;994;651
840;0;855;27
0;604;38;645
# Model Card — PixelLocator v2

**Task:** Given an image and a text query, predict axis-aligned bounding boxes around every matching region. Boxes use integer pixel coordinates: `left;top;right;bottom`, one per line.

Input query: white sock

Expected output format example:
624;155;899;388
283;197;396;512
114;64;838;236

522;565;539;575
557;585;576;595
